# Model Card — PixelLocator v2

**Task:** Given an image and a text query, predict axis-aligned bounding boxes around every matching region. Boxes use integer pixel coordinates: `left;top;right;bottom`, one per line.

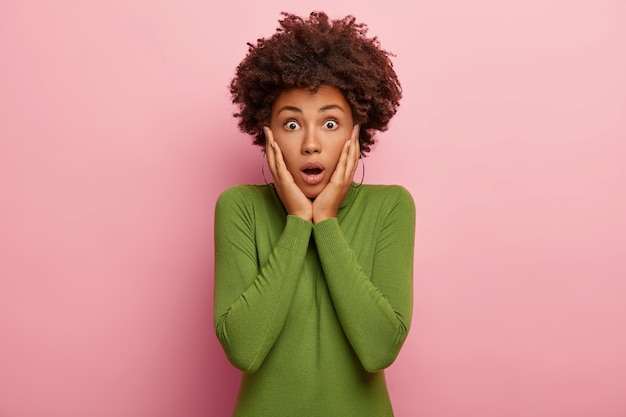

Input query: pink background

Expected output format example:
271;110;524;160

1;0;625;416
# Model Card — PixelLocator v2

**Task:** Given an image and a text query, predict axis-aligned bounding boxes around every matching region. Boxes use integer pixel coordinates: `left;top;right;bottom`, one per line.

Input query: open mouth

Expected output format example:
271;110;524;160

300;162;325;185
303;167;323;176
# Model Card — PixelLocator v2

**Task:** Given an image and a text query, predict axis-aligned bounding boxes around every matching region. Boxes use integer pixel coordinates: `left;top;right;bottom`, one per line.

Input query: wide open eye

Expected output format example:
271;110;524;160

284;120;300;131
323;120;338;130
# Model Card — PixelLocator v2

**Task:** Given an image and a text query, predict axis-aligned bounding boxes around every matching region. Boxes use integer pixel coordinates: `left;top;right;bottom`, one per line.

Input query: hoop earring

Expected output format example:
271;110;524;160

351;154;365;188
261;152;274;187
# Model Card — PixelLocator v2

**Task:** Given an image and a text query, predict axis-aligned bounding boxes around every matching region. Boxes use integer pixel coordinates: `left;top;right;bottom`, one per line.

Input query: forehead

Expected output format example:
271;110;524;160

272;85;351;113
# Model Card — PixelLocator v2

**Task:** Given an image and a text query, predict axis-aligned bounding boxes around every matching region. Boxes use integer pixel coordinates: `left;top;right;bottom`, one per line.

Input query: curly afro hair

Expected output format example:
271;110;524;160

229;11;402;155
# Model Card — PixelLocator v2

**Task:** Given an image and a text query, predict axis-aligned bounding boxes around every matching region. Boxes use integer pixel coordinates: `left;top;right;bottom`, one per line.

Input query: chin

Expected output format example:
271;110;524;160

303;191;320;200
300;184;323;200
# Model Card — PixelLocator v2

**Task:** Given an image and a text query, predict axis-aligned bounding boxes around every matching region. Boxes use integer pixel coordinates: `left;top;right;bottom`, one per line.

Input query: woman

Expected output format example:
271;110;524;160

214;11;415;416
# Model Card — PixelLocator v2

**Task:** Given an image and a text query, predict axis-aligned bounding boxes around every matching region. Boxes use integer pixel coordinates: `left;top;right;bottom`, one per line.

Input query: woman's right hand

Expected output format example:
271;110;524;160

265;127;313;222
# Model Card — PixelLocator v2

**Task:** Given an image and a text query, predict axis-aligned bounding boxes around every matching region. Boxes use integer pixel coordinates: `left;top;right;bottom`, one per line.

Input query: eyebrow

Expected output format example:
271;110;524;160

276;104;346;115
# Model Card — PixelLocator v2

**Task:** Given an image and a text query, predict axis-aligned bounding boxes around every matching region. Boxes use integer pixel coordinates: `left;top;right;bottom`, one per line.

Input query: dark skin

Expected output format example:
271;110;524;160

263;86;361;224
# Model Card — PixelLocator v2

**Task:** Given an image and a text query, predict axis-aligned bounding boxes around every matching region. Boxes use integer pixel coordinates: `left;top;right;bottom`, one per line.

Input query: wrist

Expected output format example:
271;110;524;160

313;210;336;224
289;209;313;222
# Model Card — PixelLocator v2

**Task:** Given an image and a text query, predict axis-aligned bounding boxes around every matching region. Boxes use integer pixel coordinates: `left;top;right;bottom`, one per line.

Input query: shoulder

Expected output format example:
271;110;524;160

354;185;415;223
215;184;279;220
216;184;275;206
359;184;414;206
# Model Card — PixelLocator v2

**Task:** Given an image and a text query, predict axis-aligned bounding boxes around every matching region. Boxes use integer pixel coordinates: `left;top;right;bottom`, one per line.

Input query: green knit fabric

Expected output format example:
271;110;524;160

214;183;415;417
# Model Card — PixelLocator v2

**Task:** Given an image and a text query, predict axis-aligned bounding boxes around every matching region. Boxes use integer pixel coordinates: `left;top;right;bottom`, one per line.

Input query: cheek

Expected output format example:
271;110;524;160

275;140;299;169
329;141;346;163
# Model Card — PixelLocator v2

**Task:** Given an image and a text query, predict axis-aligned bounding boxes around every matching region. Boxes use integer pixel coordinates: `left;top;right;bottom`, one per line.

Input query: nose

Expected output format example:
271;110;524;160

301;128;320;154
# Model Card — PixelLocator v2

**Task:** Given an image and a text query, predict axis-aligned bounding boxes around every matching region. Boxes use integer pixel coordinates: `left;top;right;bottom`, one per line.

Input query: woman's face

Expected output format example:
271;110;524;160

269;85;355;199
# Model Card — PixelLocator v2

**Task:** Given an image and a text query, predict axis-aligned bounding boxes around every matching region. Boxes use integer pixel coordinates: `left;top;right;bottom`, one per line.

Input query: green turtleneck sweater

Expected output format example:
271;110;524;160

214;183;415;417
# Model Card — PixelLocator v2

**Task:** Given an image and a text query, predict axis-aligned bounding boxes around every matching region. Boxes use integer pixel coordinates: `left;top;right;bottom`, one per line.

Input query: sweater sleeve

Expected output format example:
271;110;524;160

213;187;313;372
312;186;415;372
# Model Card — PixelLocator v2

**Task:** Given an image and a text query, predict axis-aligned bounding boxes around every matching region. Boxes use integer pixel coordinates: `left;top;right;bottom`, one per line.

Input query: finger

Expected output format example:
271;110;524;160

352;124;360;161
264;127;278;178
343;125;360;181
331;139;351;182
271;140;290;182
265;128;295;184
266;127;286;181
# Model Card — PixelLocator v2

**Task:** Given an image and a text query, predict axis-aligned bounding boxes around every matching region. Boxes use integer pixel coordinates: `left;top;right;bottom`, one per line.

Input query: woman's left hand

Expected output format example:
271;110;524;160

312;124;360;224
